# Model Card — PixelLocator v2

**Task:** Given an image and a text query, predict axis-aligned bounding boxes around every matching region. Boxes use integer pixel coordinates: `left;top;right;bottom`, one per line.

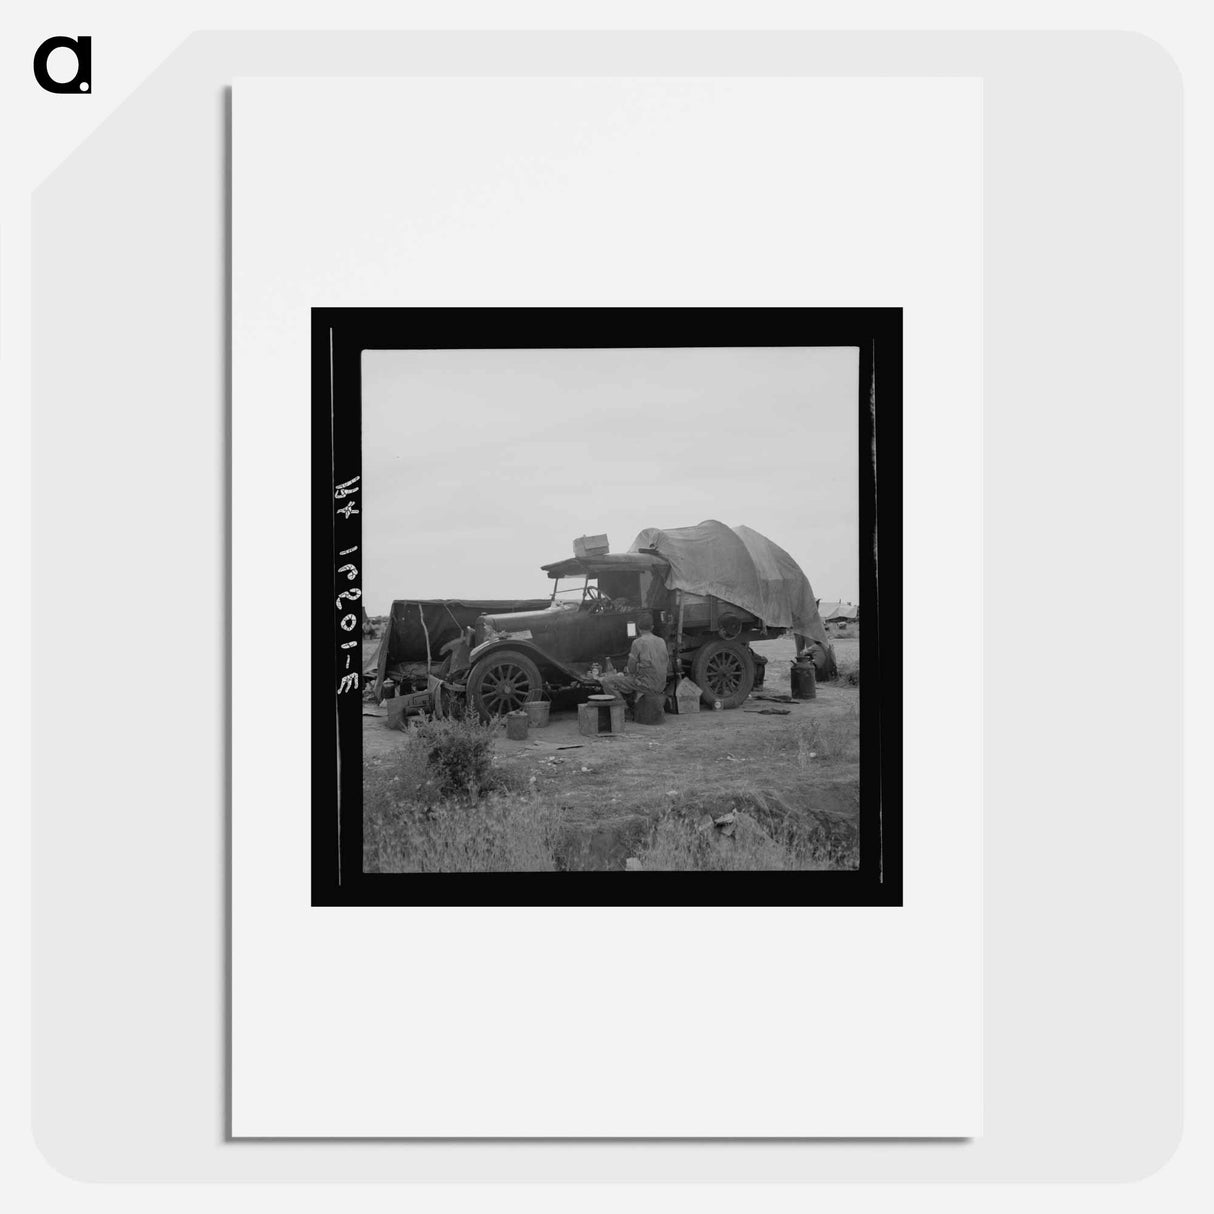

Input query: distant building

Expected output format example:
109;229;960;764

817;601;860;626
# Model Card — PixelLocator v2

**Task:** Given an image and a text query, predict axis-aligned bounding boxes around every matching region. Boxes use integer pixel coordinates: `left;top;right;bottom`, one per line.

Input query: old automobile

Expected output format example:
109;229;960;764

444;522;834;721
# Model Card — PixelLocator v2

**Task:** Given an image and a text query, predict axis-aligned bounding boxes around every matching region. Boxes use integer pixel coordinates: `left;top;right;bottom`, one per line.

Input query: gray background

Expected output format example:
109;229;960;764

32;31;1181;1180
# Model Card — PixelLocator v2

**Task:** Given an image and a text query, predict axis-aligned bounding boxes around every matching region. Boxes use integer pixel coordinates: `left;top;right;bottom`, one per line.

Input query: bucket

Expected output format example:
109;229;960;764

505;711;529;741
522;700;550;728
790;660;817;700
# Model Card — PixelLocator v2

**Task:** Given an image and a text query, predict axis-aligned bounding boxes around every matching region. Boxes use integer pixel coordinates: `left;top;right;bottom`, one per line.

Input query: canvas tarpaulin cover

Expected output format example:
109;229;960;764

818;601;859;622
370;598;552;693
628;520;829;646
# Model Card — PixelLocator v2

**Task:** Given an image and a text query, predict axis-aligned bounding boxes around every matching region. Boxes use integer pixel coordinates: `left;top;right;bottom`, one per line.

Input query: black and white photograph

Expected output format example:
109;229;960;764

315;308;900;902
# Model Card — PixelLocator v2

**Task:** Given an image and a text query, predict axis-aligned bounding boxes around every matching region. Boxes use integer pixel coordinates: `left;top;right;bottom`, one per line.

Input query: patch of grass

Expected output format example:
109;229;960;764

363;715;561;872
365;733;437;803
627;765;860;872
755;705;860;769
365;785;562;873
834;656;860;686
799;707;860;764
635;812;855;871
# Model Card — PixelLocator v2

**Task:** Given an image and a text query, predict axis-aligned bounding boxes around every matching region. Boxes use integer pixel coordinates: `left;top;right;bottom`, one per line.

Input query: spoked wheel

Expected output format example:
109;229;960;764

467;649;544;721
690;640;755;709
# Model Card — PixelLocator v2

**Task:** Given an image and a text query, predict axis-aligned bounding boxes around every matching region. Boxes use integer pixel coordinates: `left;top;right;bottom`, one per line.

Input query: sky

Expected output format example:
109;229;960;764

360;346;859;616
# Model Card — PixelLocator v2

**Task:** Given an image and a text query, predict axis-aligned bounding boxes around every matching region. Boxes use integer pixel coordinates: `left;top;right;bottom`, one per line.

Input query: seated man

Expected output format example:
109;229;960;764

598;611;669;703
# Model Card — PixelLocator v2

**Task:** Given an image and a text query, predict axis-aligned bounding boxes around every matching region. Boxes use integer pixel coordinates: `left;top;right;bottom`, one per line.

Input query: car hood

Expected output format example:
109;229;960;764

477;602;578;637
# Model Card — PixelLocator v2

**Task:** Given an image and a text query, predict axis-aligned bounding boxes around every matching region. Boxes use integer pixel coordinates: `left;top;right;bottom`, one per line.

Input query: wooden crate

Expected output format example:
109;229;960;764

573;534;609;559
578;699;625;736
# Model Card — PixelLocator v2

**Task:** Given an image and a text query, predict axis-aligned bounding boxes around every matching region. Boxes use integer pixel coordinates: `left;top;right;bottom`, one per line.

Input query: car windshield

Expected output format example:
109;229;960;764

549;577;600;605
549;572;645;611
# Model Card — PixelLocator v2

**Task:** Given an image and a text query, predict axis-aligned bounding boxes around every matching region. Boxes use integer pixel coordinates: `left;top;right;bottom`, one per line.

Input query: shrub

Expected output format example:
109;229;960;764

412;714;496;798
362;716;562;872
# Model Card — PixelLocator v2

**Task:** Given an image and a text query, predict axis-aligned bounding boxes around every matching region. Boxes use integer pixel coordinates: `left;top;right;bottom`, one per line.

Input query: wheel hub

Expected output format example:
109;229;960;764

706;653;743;696
483;663;529;712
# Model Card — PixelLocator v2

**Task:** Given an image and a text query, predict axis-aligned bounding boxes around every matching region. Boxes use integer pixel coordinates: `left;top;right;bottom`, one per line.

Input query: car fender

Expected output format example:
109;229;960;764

464;637;588;687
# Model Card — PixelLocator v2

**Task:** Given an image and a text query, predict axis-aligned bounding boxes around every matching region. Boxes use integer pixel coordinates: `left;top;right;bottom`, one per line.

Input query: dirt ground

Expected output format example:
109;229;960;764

363;633;861;869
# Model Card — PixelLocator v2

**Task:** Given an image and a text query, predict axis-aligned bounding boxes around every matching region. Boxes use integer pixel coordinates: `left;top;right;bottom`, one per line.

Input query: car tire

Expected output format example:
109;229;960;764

467;649;544;721
691;639;755;709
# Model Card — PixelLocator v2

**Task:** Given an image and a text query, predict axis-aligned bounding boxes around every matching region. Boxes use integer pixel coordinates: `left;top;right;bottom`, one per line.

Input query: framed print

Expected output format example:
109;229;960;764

233;75;979;1138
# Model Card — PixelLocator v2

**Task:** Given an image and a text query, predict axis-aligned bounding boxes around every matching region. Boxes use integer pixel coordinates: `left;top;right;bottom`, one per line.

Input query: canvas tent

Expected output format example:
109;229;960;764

370;597;551;697
628;520;830;647
818;601;859;623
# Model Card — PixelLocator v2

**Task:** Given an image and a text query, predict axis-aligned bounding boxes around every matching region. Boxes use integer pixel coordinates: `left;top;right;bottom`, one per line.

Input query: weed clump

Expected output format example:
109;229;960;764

799;708;860;764
411;715;496;798
636;811;857;871
754;705;860;768
363;714;561;872
364;785;561;873
834;657;860;686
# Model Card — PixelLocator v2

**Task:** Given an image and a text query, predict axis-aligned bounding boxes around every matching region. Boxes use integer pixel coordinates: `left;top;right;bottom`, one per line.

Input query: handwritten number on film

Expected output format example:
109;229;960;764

335;477;361;694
